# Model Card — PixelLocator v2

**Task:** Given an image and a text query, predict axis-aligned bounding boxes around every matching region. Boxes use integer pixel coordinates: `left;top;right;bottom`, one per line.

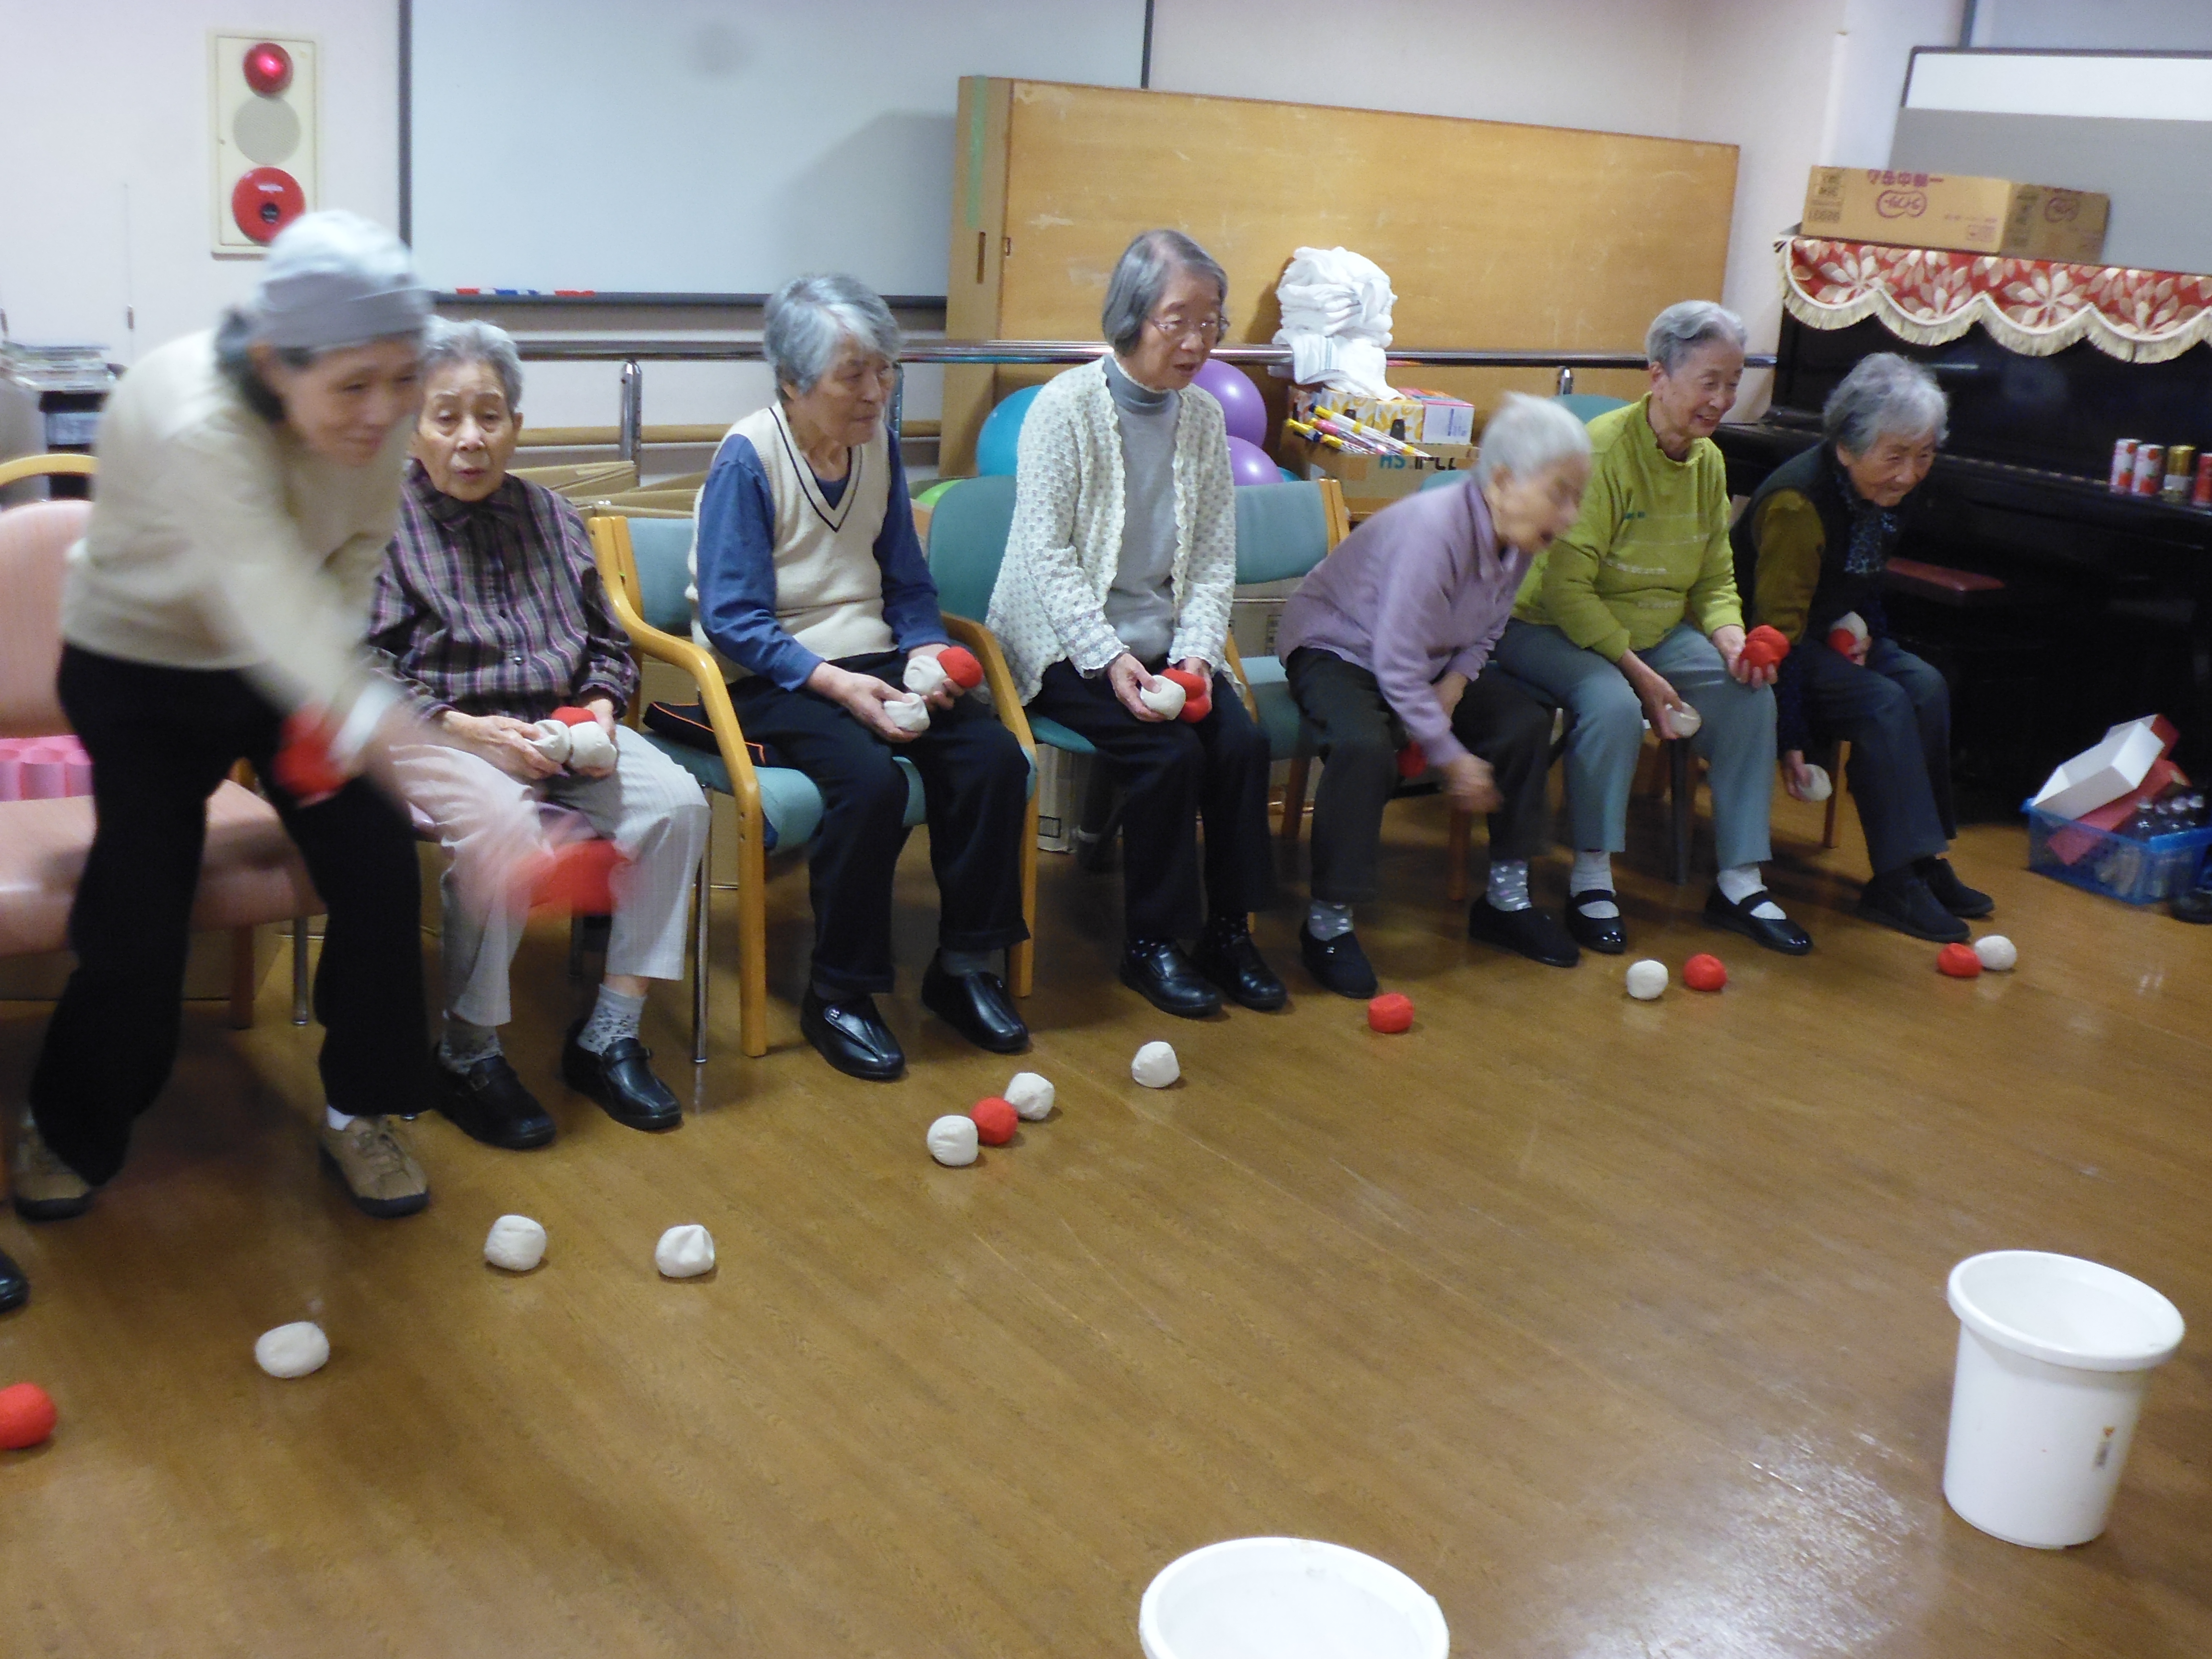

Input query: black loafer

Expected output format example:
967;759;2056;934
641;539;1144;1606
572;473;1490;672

435;1050;556;1150
1857;873;1969;942
2175;883;2212;924
799;989;906;1081
1192;917;1288;1011
1705;885;1812;955
561;1019;684;1129
1565;890;1626;955
1918;856;1995;918
1298;922;1378;998
1118;939;1222;1019
920;957;1030;1053
0;1246;25;1314
1467;899;1581;967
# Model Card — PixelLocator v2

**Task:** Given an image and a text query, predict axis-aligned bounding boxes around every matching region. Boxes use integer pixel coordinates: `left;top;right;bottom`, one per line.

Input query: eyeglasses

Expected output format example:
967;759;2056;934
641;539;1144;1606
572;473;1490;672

1146;313;1229;345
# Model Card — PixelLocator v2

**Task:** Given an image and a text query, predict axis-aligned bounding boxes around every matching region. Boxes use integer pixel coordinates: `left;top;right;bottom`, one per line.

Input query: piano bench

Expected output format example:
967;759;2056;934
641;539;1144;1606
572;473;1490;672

1885;558;2008;606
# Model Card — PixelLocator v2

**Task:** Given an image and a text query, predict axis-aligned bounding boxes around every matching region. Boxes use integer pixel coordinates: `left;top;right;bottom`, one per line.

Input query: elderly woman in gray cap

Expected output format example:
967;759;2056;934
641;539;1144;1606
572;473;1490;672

12;211;528;1239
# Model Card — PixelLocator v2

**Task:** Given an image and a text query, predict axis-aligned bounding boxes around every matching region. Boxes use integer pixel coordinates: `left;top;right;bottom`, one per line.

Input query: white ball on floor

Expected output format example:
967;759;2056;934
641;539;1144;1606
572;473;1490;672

254;1321;330;1379
1005;1071;1056;1121
1801;763;1832;803
884;693;931;733
1624;959;1668;1001
1668;705;1701;738
565;719;616;771
1131;1041;1180;1088
903;654;950;697
655;1223;715;1278
927;1114;980;1166
484;1214;547;1272
1974;934;2018;971
1139;678;1186;719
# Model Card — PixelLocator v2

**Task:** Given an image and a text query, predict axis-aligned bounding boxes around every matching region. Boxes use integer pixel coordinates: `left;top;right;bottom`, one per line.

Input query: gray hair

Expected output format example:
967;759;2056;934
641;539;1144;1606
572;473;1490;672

1645;300;1747;373
1823;352;1948;454
421;318;524;409
763;274;902;397
1474;393;1594;489
1101;230;1229;354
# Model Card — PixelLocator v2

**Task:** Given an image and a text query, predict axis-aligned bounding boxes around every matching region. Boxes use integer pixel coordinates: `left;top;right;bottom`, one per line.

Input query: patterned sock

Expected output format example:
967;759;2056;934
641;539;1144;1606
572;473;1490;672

439;1019;501;1069
1570;852;1618;918
1486;859;1532;912
938;947;997;977
1718;863;1785;920
576;986;647;1054
1307;900;1354;940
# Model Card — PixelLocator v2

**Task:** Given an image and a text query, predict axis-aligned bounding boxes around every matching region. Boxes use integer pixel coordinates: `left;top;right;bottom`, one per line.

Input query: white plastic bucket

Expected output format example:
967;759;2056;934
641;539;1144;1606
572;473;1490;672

1944;1250;2184;1548
1138;1537;1447;1659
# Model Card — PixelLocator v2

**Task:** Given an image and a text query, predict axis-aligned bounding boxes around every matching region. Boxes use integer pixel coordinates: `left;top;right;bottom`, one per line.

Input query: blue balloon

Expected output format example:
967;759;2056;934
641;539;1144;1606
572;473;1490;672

1277;465;1298;482
975;385;1043;477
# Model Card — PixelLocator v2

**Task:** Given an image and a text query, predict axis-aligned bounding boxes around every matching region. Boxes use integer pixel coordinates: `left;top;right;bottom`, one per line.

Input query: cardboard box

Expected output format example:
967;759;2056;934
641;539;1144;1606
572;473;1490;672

1802;167;2108;263
1290;386;1474;449
2031;715;2174;821
1288;431;1470;517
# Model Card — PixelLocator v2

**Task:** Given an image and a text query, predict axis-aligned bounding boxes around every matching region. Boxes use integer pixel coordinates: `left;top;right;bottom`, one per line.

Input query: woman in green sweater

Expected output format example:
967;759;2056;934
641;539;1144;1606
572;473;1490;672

1493;301;1809;956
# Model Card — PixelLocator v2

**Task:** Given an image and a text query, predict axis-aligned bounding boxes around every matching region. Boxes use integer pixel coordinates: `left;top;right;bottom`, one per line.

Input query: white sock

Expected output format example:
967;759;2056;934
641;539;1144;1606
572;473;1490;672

1486;859;1531;912
1718;864;1785;920
1570;852;1618;917
1307;900;1354;940
324;1106;356;1132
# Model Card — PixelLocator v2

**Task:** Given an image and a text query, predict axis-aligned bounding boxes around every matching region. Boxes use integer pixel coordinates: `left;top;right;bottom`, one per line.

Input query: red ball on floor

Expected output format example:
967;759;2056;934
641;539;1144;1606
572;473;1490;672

1367;993;1414;1033
1682;952;1727;992
1937;942;1983;978
0;1382;57;1449
937;647;984;690
1161;667;1212;723
970;1096;1018;1145
1739;625;1792;671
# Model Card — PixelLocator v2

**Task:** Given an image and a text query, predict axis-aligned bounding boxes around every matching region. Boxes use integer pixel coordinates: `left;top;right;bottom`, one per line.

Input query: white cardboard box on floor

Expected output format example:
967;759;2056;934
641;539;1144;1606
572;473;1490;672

2031;718;2169;820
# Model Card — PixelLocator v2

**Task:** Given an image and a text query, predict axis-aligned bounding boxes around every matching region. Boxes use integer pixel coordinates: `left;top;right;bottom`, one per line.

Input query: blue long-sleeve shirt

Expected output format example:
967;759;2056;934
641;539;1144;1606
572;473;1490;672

692;429;948;690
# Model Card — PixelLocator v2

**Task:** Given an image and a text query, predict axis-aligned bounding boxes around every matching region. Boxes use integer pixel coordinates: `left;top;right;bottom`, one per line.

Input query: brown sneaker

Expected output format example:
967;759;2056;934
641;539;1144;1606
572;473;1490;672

318;1116;430;1218
12;1114;95;1221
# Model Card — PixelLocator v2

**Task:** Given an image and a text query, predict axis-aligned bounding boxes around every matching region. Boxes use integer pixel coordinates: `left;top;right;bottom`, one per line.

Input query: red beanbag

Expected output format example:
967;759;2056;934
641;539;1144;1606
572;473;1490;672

1367;992;1414;1033
0;1382;56;1450
1396;742;1428;781
1162;667;1212;723
273;709;347;803
970;1096;1018;1145
1937;942;1982;978
1682;952;1727;992
1739;625;1792;671
532;838;625;915
937;647;984;691
551;705;599;727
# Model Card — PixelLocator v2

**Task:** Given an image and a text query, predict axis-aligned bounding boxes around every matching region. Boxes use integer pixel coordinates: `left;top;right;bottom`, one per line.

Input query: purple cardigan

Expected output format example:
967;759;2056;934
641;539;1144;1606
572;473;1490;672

1274;476;1530;766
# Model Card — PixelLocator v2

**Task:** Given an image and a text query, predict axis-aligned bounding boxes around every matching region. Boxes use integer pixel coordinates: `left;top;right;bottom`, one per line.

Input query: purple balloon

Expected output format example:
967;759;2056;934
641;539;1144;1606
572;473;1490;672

1226;435;1280;487
1191;359;1270;447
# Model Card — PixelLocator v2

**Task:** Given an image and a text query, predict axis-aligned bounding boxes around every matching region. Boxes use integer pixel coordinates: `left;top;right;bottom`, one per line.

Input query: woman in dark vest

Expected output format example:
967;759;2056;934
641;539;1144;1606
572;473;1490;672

1733;352;1992;941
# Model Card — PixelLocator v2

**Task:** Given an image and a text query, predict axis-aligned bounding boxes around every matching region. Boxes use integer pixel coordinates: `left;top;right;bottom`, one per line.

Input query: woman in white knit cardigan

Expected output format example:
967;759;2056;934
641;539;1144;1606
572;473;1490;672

987;229;1282;1020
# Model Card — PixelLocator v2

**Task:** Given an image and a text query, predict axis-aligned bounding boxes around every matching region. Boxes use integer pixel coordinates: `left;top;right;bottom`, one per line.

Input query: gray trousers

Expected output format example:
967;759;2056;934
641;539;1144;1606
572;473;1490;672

405;725;710;1028
1493;618;1776;870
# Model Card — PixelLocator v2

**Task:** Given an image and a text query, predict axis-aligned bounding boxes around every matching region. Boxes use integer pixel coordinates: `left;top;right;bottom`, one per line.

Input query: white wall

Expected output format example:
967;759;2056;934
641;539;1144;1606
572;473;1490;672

1971;0;2212;51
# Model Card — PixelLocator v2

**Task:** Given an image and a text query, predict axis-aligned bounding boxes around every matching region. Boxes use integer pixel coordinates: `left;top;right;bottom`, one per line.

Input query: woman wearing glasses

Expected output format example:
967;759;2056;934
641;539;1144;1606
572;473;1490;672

988;229;1283;1019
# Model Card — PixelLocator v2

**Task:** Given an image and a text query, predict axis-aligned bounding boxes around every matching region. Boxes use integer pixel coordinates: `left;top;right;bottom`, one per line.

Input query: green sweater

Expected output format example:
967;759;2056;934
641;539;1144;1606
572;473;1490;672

1512;395;1742;661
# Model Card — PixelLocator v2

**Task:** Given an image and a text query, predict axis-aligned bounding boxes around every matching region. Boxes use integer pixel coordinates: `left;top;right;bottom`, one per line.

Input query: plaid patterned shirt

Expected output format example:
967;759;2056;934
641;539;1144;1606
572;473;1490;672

370;461;637;721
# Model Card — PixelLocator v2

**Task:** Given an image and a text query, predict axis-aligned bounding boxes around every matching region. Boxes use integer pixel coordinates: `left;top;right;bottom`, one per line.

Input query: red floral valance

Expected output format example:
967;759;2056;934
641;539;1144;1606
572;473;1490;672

1780;237;2212;364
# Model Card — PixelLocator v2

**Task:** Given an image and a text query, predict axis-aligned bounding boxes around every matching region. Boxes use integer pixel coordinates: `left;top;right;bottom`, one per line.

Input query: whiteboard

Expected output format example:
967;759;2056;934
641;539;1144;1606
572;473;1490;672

402;0;1147;298
1904;49;2212;123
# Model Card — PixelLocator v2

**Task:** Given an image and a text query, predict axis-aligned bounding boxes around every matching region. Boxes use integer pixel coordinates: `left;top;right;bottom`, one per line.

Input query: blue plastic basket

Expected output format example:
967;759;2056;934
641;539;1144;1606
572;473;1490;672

2024;801;2212;906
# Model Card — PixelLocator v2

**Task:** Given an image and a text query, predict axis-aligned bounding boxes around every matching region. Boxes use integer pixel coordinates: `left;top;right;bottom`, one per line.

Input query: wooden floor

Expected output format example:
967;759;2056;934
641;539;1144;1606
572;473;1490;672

4;780;2212;1658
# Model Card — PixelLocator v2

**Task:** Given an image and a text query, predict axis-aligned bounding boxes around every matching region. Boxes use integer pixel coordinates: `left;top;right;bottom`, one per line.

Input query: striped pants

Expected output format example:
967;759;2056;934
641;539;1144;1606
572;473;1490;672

400;725;710;1028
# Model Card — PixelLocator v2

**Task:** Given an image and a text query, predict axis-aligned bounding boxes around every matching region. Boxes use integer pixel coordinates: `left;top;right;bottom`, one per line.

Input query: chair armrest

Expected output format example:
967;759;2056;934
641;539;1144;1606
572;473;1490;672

1220;635;1262;723
941;616;1035;756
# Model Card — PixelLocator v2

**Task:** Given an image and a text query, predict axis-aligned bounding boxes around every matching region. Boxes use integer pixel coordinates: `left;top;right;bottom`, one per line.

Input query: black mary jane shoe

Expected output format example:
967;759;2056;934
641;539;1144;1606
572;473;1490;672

920;957;1031;1054
1118;939;1223;1020
1704;885;1813;956
1467;899;1582;967
1564;890;1627;955
561;1020;685;1129
1857;873;1969;943
799;989;907;1082
435;1049;557;1151
0;1246;26;1314
1298;922;1378;999
1191;917;1288;1011
1918;856;1995;919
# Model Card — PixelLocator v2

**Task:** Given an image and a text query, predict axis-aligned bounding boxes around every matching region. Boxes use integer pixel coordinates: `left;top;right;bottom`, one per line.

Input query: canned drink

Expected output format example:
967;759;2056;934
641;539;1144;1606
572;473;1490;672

2111;438;2139;491
2133;444;2164;495
2196;453;2212;508
2164;445;2197;501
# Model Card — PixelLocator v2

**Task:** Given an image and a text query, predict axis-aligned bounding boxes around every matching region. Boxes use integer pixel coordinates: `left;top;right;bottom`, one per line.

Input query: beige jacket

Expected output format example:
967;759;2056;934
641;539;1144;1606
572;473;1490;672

985;358;1236;701
62;329;409;722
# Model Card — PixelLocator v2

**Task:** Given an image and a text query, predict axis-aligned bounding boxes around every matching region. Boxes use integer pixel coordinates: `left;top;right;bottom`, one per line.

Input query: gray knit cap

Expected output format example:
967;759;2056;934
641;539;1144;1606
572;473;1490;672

247;211;431;352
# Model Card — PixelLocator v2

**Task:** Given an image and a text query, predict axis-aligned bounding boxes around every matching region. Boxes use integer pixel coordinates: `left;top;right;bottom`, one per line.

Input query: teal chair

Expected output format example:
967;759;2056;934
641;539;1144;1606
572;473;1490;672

586;510;1038;1058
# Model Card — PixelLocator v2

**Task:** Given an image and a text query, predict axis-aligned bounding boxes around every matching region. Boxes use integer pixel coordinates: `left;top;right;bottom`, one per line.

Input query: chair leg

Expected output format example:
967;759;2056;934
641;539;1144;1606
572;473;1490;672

1279;753;1311;842
738;832;770;1060
1444;808;1472;903
691;853;710;1064
228;926;257;1030
291;914;311;1025
1669;739;1693;886
1009;792;1037;998
1821;740;1848;850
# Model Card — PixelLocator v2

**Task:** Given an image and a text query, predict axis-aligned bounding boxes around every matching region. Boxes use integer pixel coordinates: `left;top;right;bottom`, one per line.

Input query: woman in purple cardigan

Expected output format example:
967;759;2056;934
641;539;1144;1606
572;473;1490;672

1277;393;1593;996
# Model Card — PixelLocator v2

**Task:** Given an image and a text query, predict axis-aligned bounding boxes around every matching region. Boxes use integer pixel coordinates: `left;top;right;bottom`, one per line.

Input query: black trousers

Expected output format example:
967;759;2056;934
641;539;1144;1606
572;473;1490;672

1286;648;1554;904
1795;637;1954;876
30;647;430;1186
1026;658;1277;940
728;650;1030;998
